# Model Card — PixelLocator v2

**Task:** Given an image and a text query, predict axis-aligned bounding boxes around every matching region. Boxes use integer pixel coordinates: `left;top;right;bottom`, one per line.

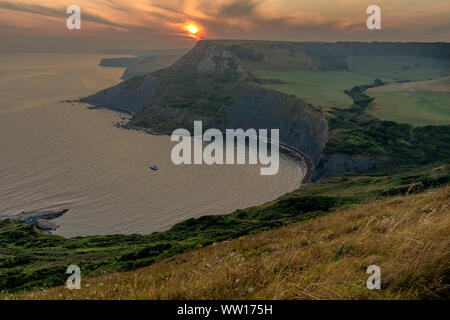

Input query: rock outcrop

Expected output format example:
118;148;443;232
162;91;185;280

1;209;69;232
169;41;250;80
312;154;393;182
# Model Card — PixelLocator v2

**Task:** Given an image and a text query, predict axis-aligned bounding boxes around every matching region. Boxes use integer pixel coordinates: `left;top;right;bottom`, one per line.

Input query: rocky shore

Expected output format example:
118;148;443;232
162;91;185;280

0;209;69;233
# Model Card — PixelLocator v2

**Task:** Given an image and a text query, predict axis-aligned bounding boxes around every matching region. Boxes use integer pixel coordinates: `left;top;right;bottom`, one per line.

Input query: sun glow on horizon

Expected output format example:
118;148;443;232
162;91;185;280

188;25;198;34
184;23;201;39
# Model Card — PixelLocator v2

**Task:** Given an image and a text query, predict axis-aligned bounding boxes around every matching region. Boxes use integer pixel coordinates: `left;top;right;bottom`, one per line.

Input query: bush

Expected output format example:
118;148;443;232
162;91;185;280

382;182;424;196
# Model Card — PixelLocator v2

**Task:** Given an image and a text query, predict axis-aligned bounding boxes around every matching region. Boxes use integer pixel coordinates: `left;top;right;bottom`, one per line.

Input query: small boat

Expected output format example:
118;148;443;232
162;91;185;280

149;165;159;171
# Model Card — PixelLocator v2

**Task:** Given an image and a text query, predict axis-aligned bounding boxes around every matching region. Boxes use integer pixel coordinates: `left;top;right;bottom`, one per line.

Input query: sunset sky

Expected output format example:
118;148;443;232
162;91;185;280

1;0;449;52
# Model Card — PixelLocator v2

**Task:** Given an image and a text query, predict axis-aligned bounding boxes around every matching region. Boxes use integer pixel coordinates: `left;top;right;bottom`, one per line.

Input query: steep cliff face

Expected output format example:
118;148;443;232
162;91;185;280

81;77;158;114
231;87;328;164
312;153;393;182
169;40;249;79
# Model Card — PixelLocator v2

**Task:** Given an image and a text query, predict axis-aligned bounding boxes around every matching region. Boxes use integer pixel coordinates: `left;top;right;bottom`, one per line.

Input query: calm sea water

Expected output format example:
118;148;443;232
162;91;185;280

0;53;305;237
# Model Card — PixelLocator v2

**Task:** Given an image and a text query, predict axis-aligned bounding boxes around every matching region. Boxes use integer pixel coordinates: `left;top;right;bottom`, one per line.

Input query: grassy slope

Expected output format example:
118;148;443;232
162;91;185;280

1;165;448;294
321;85;450;164
369;90;450;126
252;57;448;113
8;186;449;300
252;70;376;110
365;77;450;126
235;43;450;115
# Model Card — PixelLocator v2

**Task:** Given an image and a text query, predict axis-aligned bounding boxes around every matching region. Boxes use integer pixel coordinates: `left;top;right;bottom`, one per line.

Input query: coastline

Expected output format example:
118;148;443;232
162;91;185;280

278;143;314;184
54;98;309;236
111;116;313;184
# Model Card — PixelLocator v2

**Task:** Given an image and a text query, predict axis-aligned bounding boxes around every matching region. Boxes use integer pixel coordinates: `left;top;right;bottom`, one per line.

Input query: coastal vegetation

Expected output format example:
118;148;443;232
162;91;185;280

323;83;450;162
369;90;450;126
6;184;449;300
252;70;376;110
1;164;448;294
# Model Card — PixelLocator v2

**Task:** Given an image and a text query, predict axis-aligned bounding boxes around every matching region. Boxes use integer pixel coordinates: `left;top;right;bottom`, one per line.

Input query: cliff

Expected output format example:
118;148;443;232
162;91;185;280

82;40;329;167
83;76;158;114
231;87;327;163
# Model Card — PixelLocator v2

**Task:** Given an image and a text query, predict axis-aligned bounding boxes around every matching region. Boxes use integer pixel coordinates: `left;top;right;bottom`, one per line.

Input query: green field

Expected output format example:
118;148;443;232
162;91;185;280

251;55;449;111
346;56;450;82
252;70;376;109
369;90;450;126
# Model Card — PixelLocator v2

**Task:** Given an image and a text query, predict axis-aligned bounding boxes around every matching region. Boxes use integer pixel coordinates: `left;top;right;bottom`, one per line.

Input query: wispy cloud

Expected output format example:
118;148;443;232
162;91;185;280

217;0;262;17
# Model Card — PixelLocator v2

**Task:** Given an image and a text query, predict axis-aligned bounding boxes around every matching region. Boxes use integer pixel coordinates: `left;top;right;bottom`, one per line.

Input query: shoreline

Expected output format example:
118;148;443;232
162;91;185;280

0;209;69;233
54;99;314;238
278;143;313;185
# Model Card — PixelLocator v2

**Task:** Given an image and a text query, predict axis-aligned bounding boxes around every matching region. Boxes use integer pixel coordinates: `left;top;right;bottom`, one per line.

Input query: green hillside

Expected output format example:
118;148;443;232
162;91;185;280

252;70;376;110
369;90;450;126
209;41;450;114
364;77;450;126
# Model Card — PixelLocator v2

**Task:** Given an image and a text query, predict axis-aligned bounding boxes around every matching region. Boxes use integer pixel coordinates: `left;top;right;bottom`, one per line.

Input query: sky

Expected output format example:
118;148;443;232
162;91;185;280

0;0;449;52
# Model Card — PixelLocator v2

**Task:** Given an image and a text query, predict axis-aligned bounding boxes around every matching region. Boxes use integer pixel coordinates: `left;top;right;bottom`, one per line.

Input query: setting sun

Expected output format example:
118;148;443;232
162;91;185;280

184;23;199;37
189;25;198;34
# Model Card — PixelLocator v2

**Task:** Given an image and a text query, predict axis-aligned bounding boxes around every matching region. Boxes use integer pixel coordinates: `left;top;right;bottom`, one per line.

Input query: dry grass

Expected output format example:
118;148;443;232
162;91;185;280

5;187;449;300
